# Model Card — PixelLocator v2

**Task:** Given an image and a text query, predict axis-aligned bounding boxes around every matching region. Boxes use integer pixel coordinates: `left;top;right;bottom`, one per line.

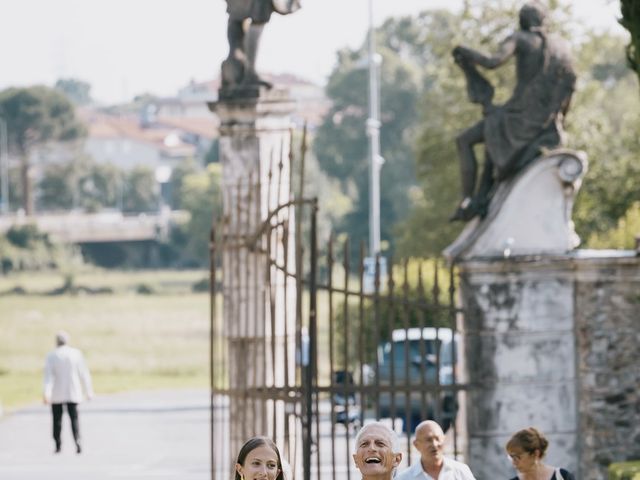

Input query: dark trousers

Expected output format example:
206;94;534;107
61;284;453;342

52;403;80;448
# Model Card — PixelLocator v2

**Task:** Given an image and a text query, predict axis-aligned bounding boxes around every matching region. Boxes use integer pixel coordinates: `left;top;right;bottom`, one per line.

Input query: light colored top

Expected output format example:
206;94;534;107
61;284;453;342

395;457;476;480
43;345;93;404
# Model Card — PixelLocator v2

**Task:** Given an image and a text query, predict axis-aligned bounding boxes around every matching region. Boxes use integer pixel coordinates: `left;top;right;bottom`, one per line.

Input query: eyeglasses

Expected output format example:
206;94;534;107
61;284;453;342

507;452;529;462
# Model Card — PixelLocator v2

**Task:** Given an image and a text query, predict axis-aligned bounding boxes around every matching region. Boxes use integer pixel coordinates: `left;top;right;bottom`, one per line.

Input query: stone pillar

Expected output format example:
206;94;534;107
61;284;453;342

458;252;640;479
210;89;298;465
445;151;640;478
459;257;579;477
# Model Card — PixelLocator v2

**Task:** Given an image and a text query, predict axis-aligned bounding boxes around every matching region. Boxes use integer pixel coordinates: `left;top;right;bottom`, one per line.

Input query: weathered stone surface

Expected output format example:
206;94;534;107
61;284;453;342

444;151;587;260
574;257;640;479
211;90;298;467
459;252;640;480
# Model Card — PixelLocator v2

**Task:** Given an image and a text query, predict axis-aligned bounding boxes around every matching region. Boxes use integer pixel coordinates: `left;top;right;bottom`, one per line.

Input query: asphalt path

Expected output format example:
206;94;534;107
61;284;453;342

0;389;211;480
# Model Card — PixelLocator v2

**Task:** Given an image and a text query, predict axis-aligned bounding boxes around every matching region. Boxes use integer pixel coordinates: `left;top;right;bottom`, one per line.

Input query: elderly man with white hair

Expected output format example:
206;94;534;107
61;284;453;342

43;331;93;454
352;421;403;480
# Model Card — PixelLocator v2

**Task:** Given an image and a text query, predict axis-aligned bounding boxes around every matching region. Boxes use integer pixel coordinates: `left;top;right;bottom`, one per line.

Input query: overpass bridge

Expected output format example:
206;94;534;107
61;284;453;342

0;210;187;244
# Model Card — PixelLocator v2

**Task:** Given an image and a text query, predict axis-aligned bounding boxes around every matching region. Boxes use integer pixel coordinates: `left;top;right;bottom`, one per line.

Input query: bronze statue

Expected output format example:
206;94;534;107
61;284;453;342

221;0;301;97
450;1;576;221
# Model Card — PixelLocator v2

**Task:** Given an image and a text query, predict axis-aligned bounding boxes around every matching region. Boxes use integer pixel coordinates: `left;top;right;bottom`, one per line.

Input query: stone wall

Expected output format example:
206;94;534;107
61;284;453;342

574;255;640;480
458;251;640;480
210;90;300;474
459;257;578;479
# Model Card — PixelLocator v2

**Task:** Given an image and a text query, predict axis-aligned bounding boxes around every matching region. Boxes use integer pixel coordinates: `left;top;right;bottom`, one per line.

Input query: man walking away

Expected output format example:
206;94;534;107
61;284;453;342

43;331;93;454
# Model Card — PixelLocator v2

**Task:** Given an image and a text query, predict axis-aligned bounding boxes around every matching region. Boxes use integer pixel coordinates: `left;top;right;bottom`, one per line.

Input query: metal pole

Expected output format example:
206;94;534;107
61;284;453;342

308;198;318;480
366;0;382;256
209;227;216;480
0;117;9;214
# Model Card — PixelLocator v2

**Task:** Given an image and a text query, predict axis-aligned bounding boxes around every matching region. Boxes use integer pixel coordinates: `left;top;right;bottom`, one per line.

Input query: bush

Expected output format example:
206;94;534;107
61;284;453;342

191;277;210;292
0;225;83;273
136;283;155;295
6;224;48;248
609;461;640;480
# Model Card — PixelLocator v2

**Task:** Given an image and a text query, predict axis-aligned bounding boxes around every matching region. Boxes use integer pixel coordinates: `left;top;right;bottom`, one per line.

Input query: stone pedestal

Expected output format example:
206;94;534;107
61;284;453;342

445;150;587;260
459;257;579;478
458;253;640;480
445;151;640;479
210;89;298;468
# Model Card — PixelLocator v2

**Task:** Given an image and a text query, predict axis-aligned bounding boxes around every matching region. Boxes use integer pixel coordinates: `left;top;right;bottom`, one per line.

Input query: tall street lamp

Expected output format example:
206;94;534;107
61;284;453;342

367;0;384;257
362;0;387;293
0;117;9;215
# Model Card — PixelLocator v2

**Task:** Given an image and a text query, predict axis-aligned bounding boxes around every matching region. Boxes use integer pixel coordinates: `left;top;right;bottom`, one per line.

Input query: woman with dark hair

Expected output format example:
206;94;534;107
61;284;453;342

506;427;575;480
235;436;284;480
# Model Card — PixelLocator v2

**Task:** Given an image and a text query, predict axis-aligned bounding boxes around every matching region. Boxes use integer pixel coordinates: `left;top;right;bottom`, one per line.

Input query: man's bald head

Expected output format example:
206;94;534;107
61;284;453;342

413;420;445;468
415;420;444;438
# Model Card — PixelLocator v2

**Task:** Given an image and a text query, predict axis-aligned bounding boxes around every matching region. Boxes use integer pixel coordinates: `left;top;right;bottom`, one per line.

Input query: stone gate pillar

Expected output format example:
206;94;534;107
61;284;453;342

210;89;298;468
446;152;584;477
458;256;579;476
446;151;640;479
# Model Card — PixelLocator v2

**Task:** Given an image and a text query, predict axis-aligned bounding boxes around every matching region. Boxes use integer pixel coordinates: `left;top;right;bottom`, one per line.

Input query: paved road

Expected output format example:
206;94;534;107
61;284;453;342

0;389;211;480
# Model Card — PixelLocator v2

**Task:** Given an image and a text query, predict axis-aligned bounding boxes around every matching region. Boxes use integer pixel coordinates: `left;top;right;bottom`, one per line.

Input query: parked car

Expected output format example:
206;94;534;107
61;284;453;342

375;327;458;432
332;370;361;429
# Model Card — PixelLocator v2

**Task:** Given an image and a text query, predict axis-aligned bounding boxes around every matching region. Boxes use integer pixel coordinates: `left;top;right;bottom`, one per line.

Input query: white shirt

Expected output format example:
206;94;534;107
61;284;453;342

395;457;476;480
43;345;93;404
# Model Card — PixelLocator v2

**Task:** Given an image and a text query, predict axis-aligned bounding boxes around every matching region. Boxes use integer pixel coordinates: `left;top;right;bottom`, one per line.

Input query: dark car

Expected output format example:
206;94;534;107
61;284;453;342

332;370;361;428
375;327;458;432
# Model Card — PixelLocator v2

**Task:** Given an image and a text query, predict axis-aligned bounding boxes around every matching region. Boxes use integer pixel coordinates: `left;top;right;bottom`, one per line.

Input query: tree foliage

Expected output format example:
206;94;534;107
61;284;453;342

620;0;640;85
37;157;158;213
169;163;223;266
0;86;85;214
0;224;81;274
315;0;640;256
374;1;639;255
313;19;424;257
121;166;159;213
566;31;640;245
54;78;92;106
395;2;523;257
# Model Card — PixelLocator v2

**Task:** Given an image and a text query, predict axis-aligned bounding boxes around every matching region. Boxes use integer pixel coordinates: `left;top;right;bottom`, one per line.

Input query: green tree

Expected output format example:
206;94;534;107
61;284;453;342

122;166;158;213
38;156;121;212
169;158;200;210
567;31;640;245
0;86;85;215
620;0;640;85
395;3;522;257
313;20;423;258
54;78;92;106
396;1;639;255
171;163;223;266
204;139;219;165
78;162;121;212
38;161;75;210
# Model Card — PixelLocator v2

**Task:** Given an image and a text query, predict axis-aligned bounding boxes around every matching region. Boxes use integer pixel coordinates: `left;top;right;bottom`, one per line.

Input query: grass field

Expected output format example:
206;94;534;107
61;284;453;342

0;270;210;411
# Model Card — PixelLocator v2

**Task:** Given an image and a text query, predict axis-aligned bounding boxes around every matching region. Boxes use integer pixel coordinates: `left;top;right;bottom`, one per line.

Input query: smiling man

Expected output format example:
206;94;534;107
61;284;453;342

353;422;403;480
396;421;476;480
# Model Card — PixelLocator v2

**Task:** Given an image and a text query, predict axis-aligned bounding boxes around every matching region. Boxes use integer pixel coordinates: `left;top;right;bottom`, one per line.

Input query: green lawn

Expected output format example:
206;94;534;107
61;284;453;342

0;270;211;410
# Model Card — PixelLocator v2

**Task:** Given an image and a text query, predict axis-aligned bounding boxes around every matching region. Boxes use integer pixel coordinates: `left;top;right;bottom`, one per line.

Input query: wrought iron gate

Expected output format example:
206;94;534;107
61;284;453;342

209;183;466;480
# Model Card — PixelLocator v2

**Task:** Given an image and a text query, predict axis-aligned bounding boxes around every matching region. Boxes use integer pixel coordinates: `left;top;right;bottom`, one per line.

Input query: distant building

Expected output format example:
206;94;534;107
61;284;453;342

80;73;328;173
166;74;331;130
80;108;216;171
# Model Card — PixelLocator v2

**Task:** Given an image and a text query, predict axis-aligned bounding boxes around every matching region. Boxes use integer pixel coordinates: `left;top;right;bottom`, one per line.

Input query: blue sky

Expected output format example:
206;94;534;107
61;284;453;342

1;0;625;104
